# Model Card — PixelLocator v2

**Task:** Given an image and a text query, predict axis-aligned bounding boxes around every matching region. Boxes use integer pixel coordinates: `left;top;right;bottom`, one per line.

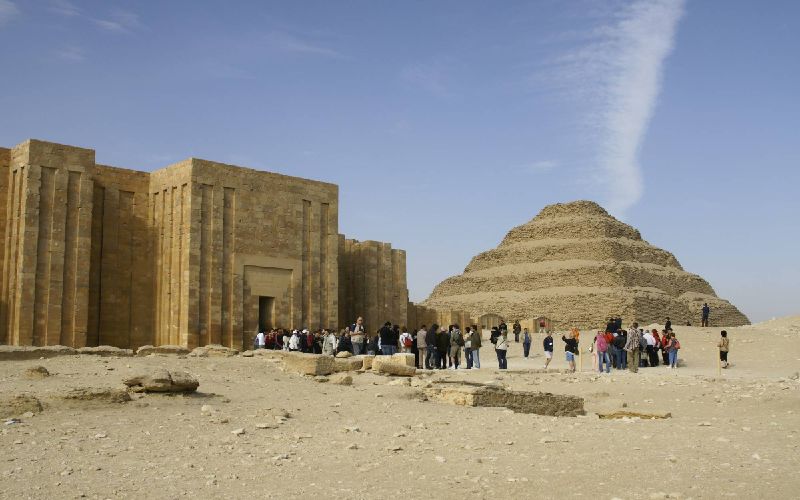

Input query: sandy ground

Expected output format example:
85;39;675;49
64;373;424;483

1;318;799;499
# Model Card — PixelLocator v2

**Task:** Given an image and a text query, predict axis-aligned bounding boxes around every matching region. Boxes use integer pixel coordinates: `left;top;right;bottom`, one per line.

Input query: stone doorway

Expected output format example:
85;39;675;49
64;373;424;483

258;296;275;332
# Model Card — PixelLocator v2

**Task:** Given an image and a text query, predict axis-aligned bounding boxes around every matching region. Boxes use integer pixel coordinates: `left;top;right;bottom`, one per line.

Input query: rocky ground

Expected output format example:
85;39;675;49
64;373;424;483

1;318;799;499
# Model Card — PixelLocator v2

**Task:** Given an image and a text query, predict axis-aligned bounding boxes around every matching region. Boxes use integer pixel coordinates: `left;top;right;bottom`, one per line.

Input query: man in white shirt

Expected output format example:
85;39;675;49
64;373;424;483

255;331;266;349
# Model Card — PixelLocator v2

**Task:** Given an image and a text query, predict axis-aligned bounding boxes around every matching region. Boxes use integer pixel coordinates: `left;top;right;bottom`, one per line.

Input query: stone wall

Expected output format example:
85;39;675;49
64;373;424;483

406;302;474;331
0;139;404;350
338;236;407;331
1;141;95;348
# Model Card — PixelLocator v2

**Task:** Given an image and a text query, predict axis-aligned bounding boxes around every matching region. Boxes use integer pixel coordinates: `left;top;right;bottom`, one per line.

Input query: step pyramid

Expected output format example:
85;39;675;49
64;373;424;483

423;201;749;329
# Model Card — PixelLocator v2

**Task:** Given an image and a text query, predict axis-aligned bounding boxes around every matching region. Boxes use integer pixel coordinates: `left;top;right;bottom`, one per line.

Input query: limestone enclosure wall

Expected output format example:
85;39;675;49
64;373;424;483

0;139;406;350
338;236;408;332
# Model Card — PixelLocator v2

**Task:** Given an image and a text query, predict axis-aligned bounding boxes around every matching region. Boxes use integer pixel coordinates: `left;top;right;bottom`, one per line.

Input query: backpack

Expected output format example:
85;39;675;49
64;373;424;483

402;336;412;348
596;335;608;353
674;339;681;350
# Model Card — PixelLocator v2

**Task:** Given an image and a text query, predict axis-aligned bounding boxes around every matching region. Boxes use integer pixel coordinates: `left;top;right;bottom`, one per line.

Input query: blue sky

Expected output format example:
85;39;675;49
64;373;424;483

1;0;798;322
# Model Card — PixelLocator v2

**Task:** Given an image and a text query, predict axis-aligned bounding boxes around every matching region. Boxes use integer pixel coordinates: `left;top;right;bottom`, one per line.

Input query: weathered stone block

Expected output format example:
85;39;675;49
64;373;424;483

391;353;415;367
282;353;335;376
372;357;416;377
334;357;364;372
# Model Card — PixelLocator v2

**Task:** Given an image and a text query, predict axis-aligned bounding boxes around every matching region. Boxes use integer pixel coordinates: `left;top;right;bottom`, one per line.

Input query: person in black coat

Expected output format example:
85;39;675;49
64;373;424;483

425;324;438;369
379;322;395;355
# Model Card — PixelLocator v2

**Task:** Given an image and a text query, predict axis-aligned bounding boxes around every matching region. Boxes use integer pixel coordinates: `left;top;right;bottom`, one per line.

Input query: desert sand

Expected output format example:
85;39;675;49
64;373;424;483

1;317;799;499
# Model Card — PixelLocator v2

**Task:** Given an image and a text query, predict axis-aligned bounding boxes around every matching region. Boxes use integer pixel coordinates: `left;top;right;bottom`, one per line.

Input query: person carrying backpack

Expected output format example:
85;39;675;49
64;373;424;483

399;329;413;353
595;331;610;373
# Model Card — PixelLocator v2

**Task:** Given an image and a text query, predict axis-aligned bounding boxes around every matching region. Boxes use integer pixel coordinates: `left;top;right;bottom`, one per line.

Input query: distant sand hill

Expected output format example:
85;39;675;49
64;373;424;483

424;200;750;329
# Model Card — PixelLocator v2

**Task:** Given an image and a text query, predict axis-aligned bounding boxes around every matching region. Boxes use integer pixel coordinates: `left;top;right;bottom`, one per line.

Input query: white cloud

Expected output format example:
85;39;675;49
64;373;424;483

545;0;686;218
92;10;141;34
527;160;559;172
56;45;85;62
401;62;451;97
266;31;345;59
0;0;19;26
49;0;80;17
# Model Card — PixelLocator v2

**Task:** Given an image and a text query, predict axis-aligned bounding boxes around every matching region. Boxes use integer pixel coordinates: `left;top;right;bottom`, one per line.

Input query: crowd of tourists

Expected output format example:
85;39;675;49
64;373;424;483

253;314;731;372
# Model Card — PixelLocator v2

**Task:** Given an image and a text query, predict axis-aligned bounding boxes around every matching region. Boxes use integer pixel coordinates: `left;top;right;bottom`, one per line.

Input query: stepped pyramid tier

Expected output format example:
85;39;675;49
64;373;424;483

423;201;749;329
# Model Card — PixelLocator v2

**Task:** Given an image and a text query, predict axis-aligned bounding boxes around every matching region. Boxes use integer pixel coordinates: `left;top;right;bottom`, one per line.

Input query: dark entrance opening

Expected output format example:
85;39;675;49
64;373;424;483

258;297;274;332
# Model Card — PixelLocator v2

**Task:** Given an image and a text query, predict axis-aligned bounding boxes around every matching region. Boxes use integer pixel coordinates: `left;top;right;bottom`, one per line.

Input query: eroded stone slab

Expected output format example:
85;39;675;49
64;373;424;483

424;383;585;416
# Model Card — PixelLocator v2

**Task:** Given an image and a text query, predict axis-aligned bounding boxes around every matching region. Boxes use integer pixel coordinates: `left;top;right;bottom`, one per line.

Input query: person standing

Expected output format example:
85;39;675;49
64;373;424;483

349;317;366;355
667;332;680;368
495;330;509;369
562;331;578;373
436;326;450;369
322;329;337;355
543;331;554;369
469;326;482;369
425;324;438;369
664;317;672;332
463;327;473;369
624;323;642;373
522;328;532;358
255;330;266;350
701;303;710;327
399;328;413;353
416;324;428;369
513;321;521;343
718;330;729;368
449;324;463;369
595;331;611;373
379;322;395;355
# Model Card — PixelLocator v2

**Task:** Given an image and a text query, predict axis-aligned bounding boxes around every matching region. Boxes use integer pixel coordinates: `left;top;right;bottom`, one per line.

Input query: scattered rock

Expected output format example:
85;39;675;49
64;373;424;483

135;345;190;357
0;394;44;419
598;411;672;420
24;366;50;379
231;428;245;436
330;373;353;386
123;368;199;393
387;378;411;387
188;345;238;358
347;443;359;450
241;350;255;358
60;387;132;404
255;423;277;429
77;346;134;357
335;351;352;358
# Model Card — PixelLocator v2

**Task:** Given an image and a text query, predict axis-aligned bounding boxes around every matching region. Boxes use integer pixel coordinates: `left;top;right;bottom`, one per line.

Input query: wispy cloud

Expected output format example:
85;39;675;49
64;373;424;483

266;31;345;59
56;45;85;62
0;0;19;26
526;160;559;172
49;1;141;35
401;61;451;97
49;0;80;17
542;0;686;217
92;10;141;34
